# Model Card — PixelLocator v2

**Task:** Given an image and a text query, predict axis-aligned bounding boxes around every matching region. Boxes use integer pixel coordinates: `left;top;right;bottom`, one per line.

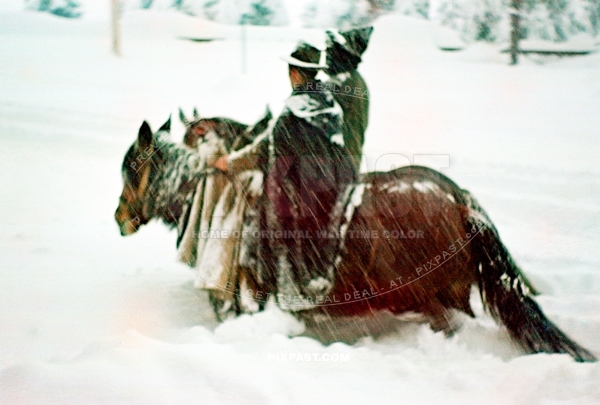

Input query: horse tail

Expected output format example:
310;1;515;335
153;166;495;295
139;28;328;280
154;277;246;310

463;190;597;362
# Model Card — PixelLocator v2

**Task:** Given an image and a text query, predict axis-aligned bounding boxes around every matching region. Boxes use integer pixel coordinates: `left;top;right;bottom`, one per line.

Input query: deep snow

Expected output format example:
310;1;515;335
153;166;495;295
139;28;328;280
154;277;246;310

1;8;600;405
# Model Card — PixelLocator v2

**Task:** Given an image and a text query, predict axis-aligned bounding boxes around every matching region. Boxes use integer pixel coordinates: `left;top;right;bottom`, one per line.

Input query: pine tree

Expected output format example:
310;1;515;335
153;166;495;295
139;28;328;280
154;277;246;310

591;0;600;35
50;0;81;18
39;0;52;11
26;0;82;18
519;0;597;41
172;0;195;15
426;0;598;43
244;0;273;25
141;0;154;9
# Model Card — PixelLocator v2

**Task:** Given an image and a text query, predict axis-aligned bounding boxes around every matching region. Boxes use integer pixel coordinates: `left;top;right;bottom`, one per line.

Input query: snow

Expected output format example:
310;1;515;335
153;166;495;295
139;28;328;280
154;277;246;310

518;34;598;53
1;8;600;405
412;180;439;193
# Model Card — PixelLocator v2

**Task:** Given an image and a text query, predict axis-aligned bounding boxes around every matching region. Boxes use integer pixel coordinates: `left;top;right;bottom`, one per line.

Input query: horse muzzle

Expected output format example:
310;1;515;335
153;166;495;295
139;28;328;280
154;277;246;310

114;204;144;236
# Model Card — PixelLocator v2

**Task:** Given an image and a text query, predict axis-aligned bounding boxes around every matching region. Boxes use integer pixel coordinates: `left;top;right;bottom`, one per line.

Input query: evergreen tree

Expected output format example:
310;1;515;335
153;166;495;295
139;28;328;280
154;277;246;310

398;0;430;18
172;0;195;15
591;0;600;35
25;0;82;18
50;0;81;18
140;0;154;9
525;0;597;40
430;0;509;43
426;0;599;43
244;0;273;25
39;0;52;11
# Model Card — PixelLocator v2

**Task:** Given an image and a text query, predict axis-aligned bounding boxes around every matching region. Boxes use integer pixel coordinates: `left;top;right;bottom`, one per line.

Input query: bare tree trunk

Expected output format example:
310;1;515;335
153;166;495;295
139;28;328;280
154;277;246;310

112;0;121;56
509;0;522;65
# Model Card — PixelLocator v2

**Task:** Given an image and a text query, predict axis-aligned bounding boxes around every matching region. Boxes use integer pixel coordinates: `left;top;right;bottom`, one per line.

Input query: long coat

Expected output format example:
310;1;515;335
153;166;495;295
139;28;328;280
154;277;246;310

325;27;373;172
228;81;356;309
328;70;369;172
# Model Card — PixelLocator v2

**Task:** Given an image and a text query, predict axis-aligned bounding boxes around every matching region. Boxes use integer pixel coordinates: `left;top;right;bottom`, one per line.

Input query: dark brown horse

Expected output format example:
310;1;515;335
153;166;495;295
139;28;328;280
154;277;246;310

178;107;271;151
115;117;596;363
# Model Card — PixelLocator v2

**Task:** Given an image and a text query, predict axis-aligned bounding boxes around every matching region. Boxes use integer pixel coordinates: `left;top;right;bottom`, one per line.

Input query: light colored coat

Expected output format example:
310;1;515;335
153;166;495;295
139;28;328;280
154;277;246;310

176;130;267;314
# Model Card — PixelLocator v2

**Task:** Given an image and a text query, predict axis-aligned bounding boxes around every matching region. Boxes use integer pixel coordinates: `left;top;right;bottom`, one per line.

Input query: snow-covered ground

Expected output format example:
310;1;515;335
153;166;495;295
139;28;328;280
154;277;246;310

1;8;600;405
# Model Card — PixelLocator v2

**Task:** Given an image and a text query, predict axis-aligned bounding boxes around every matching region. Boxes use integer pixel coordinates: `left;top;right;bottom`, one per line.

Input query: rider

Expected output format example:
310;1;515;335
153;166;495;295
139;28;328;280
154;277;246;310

323;27;373;173
213;42;356;309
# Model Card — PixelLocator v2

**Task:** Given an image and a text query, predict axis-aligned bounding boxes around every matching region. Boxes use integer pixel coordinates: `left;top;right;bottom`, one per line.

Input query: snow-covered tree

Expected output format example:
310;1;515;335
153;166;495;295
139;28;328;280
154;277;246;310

301;0;379;28
171;0;196;15
397;0;430;18
200;0;287;25
52;0;81;17
591;0;600;35
335;0;373;29
426;0;598;43
25;0;82;18
520;0;598;41
429;0;510;43
244;0;274;25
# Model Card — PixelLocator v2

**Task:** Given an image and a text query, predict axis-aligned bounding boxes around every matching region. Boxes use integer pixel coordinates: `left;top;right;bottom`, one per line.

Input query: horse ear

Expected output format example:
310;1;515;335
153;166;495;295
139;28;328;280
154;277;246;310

179;108;188;126
193;108;200;119
138;121;153;149
265;105;272;120
159;115;171;132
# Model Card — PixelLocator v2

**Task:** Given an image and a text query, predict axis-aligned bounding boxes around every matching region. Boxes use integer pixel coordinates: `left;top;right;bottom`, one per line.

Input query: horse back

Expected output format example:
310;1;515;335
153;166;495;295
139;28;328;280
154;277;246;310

360;165;466;204
322;166;475;317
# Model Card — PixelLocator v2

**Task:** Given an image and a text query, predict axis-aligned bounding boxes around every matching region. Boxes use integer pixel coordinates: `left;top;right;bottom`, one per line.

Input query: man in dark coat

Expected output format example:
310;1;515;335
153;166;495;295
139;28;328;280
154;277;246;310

324;27;373;172
214;43;356;310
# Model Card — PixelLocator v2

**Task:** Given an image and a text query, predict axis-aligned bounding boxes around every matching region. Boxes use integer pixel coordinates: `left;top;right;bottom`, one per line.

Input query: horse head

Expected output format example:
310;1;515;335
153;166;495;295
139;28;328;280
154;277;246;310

179;108;246;152
179;106;273;153
114;117;172;236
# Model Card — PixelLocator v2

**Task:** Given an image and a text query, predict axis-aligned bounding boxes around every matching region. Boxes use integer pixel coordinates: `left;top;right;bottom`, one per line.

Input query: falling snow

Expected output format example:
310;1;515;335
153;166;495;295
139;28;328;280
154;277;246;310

1;4;600;405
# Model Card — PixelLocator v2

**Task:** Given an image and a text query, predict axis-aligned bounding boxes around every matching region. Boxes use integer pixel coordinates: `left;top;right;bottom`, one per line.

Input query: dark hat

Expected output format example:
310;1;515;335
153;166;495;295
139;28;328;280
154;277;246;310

280;41;327;69
326;26;374;58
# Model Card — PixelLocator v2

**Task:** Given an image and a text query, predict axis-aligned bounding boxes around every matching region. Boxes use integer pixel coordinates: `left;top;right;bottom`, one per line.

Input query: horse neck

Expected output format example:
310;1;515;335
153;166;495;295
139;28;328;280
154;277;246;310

146;141;204;227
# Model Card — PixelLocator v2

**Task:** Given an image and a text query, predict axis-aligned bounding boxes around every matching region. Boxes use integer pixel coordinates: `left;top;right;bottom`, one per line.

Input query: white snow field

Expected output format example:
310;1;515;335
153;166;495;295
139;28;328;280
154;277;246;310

1;8;600;405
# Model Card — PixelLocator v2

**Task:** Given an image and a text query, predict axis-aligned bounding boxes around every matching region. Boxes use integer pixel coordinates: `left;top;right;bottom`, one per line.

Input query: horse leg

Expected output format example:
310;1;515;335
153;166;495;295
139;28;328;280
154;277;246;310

420;300;461;337
427;274;477;338
237;266;268;313
207;266;246;320
435;280;475;318
424;282;476;337
208;290;235;322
